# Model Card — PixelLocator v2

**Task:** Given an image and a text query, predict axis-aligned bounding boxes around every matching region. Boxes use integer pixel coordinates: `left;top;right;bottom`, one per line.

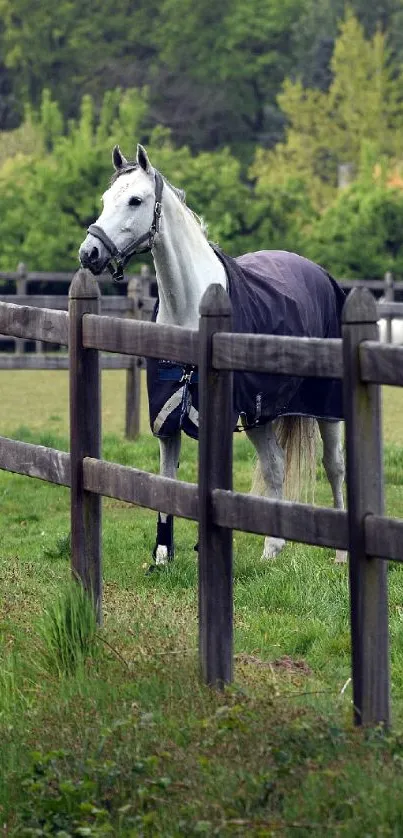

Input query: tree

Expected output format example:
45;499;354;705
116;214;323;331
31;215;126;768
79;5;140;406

0;88;150;270
252;11;403;209
155;0;304;150
0;88;260;269
0;0;159;118
292;0;403;91
327;11;402;162
305;180;403;278
0;0;306;151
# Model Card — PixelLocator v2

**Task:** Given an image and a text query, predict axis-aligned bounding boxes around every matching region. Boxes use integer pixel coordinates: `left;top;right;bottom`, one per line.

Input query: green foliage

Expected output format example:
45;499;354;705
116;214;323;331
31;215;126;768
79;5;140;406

327;11;403;162
0;0;305;150
0;0;403;155
43;532;71;562
292;0;403;90
0;95;282;269
39;581;98;677
258;11;403;210
0;652;29;719
15;748;169;834
0;0;159;119
306;179;403;278
0;110;43;169
156;0;304;148
2;8;403;276
0;88;150;270
248;169;316;254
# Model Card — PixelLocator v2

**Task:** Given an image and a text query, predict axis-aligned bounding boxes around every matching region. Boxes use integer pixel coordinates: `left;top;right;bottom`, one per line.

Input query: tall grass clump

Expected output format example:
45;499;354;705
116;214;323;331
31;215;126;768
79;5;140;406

0;653;30;722
39;582;98;677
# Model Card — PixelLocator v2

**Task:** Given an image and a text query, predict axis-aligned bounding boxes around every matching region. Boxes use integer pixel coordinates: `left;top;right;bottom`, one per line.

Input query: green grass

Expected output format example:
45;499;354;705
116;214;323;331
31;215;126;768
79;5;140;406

0;372;403;833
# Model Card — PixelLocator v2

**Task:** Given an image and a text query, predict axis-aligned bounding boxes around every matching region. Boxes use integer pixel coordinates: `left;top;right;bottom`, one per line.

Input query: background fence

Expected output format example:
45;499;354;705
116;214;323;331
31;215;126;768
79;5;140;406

0;263;156;439
0;264;402;440
0;269;402;727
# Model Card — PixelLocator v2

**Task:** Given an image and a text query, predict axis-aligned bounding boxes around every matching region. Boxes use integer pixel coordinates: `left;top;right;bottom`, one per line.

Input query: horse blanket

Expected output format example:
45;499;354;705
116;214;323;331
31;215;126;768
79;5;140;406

146;248;347;439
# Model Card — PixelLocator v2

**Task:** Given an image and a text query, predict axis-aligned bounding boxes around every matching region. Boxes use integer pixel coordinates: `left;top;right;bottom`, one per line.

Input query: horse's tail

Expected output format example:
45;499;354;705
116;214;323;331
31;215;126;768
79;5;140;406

277;416;318;501
251;416;318;502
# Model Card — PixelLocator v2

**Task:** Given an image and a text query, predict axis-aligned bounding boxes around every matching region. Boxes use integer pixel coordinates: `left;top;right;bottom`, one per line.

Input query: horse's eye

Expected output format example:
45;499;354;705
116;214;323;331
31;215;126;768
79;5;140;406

129;196;142;207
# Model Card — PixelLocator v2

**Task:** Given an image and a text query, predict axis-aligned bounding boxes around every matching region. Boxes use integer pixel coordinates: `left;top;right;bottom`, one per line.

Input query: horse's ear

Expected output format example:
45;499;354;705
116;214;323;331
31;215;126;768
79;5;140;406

136;144;151;173
112;145;128;170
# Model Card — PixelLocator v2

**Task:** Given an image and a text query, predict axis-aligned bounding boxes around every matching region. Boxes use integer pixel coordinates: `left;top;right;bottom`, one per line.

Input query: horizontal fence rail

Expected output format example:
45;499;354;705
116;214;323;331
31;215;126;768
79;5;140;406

0;295;136;313
2;304;402;385
83;458;198;519
0;436;70;485
365;516;403;562
0;269;129;284
83;313;199;364
1;442;402;563
0;302;68;345
360;342;403;386
0;273;401;449
1;267;394;294
212;489;348;550
378;301;403;318
0;354;134;370
0;272;402;727
213;334;343;378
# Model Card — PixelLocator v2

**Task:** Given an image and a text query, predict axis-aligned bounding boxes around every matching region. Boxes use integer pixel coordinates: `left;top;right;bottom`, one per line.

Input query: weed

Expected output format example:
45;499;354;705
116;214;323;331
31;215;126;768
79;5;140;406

38;582;98;677
14;747;170;835
43;532;71;561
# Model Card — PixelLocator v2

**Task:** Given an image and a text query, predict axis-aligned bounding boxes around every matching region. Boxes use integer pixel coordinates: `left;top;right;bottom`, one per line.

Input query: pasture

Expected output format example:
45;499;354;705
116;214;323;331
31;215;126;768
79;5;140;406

1;369;403;835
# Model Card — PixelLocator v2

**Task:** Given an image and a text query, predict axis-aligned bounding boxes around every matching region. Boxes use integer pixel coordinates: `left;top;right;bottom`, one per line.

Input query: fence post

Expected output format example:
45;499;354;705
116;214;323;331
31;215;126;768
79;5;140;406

69;269;102;621
384;271;394;344
342;288;390;726
16;262;27;355
125;275;143;440
198;284;233;686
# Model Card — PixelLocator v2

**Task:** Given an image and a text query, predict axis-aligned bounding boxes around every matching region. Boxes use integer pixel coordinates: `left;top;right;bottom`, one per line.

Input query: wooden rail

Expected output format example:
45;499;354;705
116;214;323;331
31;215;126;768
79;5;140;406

0;267;401;443
0;354;133;370
0;272;154;440
0;271;402;726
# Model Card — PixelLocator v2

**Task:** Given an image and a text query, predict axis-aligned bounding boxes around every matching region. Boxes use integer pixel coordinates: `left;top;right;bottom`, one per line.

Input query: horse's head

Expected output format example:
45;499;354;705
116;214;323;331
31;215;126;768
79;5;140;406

79;144;162;280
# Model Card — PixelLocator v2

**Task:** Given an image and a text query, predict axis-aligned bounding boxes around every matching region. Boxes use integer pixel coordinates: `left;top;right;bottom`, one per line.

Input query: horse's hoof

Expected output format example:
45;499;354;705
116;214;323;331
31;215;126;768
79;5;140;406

154;544;171;566
194;543;199;552
146;562;167;575
262;537;285;560
335;550;348;564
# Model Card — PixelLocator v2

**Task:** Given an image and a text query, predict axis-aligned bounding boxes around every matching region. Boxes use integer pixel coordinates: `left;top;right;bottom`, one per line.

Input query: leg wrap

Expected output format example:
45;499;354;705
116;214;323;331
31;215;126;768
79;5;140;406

153;513;174;561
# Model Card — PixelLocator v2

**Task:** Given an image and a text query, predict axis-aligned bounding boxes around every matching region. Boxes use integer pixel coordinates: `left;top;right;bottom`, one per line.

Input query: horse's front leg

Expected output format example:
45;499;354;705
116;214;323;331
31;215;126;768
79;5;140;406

153;431;182;567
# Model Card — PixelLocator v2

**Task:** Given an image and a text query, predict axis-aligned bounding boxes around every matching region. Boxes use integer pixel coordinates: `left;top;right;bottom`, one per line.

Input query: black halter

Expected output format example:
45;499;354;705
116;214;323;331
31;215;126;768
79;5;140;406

87;169;164;282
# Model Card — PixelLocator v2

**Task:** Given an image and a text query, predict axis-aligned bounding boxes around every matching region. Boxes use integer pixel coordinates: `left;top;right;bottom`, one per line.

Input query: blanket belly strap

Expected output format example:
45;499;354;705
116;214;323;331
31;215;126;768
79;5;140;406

148;359;200;438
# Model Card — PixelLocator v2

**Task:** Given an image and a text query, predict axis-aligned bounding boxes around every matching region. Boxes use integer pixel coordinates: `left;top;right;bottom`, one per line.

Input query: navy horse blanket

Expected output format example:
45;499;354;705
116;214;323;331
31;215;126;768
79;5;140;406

147;248;346;439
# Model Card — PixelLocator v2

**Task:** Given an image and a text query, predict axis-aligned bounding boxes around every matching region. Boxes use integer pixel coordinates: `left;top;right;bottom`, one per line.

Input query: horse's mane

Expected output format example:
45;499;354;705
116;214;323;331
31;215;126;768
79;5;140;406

110;163;208;237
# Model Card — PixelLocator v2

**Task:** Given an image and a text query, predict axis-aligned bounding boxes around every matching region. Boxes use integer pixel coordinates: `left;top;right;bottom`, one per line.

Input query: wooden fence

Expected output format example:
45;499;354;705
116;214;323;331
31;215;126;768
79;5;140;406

0;268;403;726
0;266;156;439
0;265;402;441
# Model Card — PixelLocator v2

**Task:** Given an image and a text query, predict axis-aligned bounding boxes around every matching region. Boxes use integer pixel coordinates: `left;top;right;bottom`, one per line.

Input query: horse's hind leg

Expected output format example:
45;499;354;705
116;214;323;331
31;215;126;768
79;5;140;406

153;431;181;567
317;419;347;564
246;423;285;559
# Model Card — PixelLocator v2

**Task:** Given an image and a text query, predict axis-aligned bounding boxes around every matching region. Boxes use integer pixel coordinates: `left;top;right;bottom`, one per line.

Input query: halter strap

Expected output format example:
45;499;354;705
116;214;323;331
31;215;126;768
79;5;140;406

87;169;164;282
86;224;119;258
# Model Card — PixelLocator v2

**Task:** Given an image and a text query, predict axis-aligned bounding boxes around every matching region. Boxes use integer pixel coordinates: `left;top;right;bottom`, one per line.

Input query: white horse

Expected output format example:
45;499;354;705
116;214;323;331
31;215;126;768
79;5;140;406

378;301;403;345
79;144;347;567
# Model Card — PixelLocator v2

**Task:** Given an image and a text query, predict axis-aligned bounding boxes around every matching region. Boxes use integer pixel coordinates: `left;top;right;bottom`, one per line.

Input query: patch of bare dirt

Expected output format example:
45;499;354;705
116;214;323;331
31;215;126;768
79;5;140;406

236;653;312;676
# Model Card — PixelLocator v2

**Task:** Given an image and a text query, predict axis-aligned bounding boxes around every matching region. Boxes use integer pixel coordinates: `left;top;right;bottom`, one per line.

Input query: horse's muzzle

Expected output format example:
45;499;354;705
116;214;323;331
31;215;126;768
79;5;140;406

79;243;106;275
